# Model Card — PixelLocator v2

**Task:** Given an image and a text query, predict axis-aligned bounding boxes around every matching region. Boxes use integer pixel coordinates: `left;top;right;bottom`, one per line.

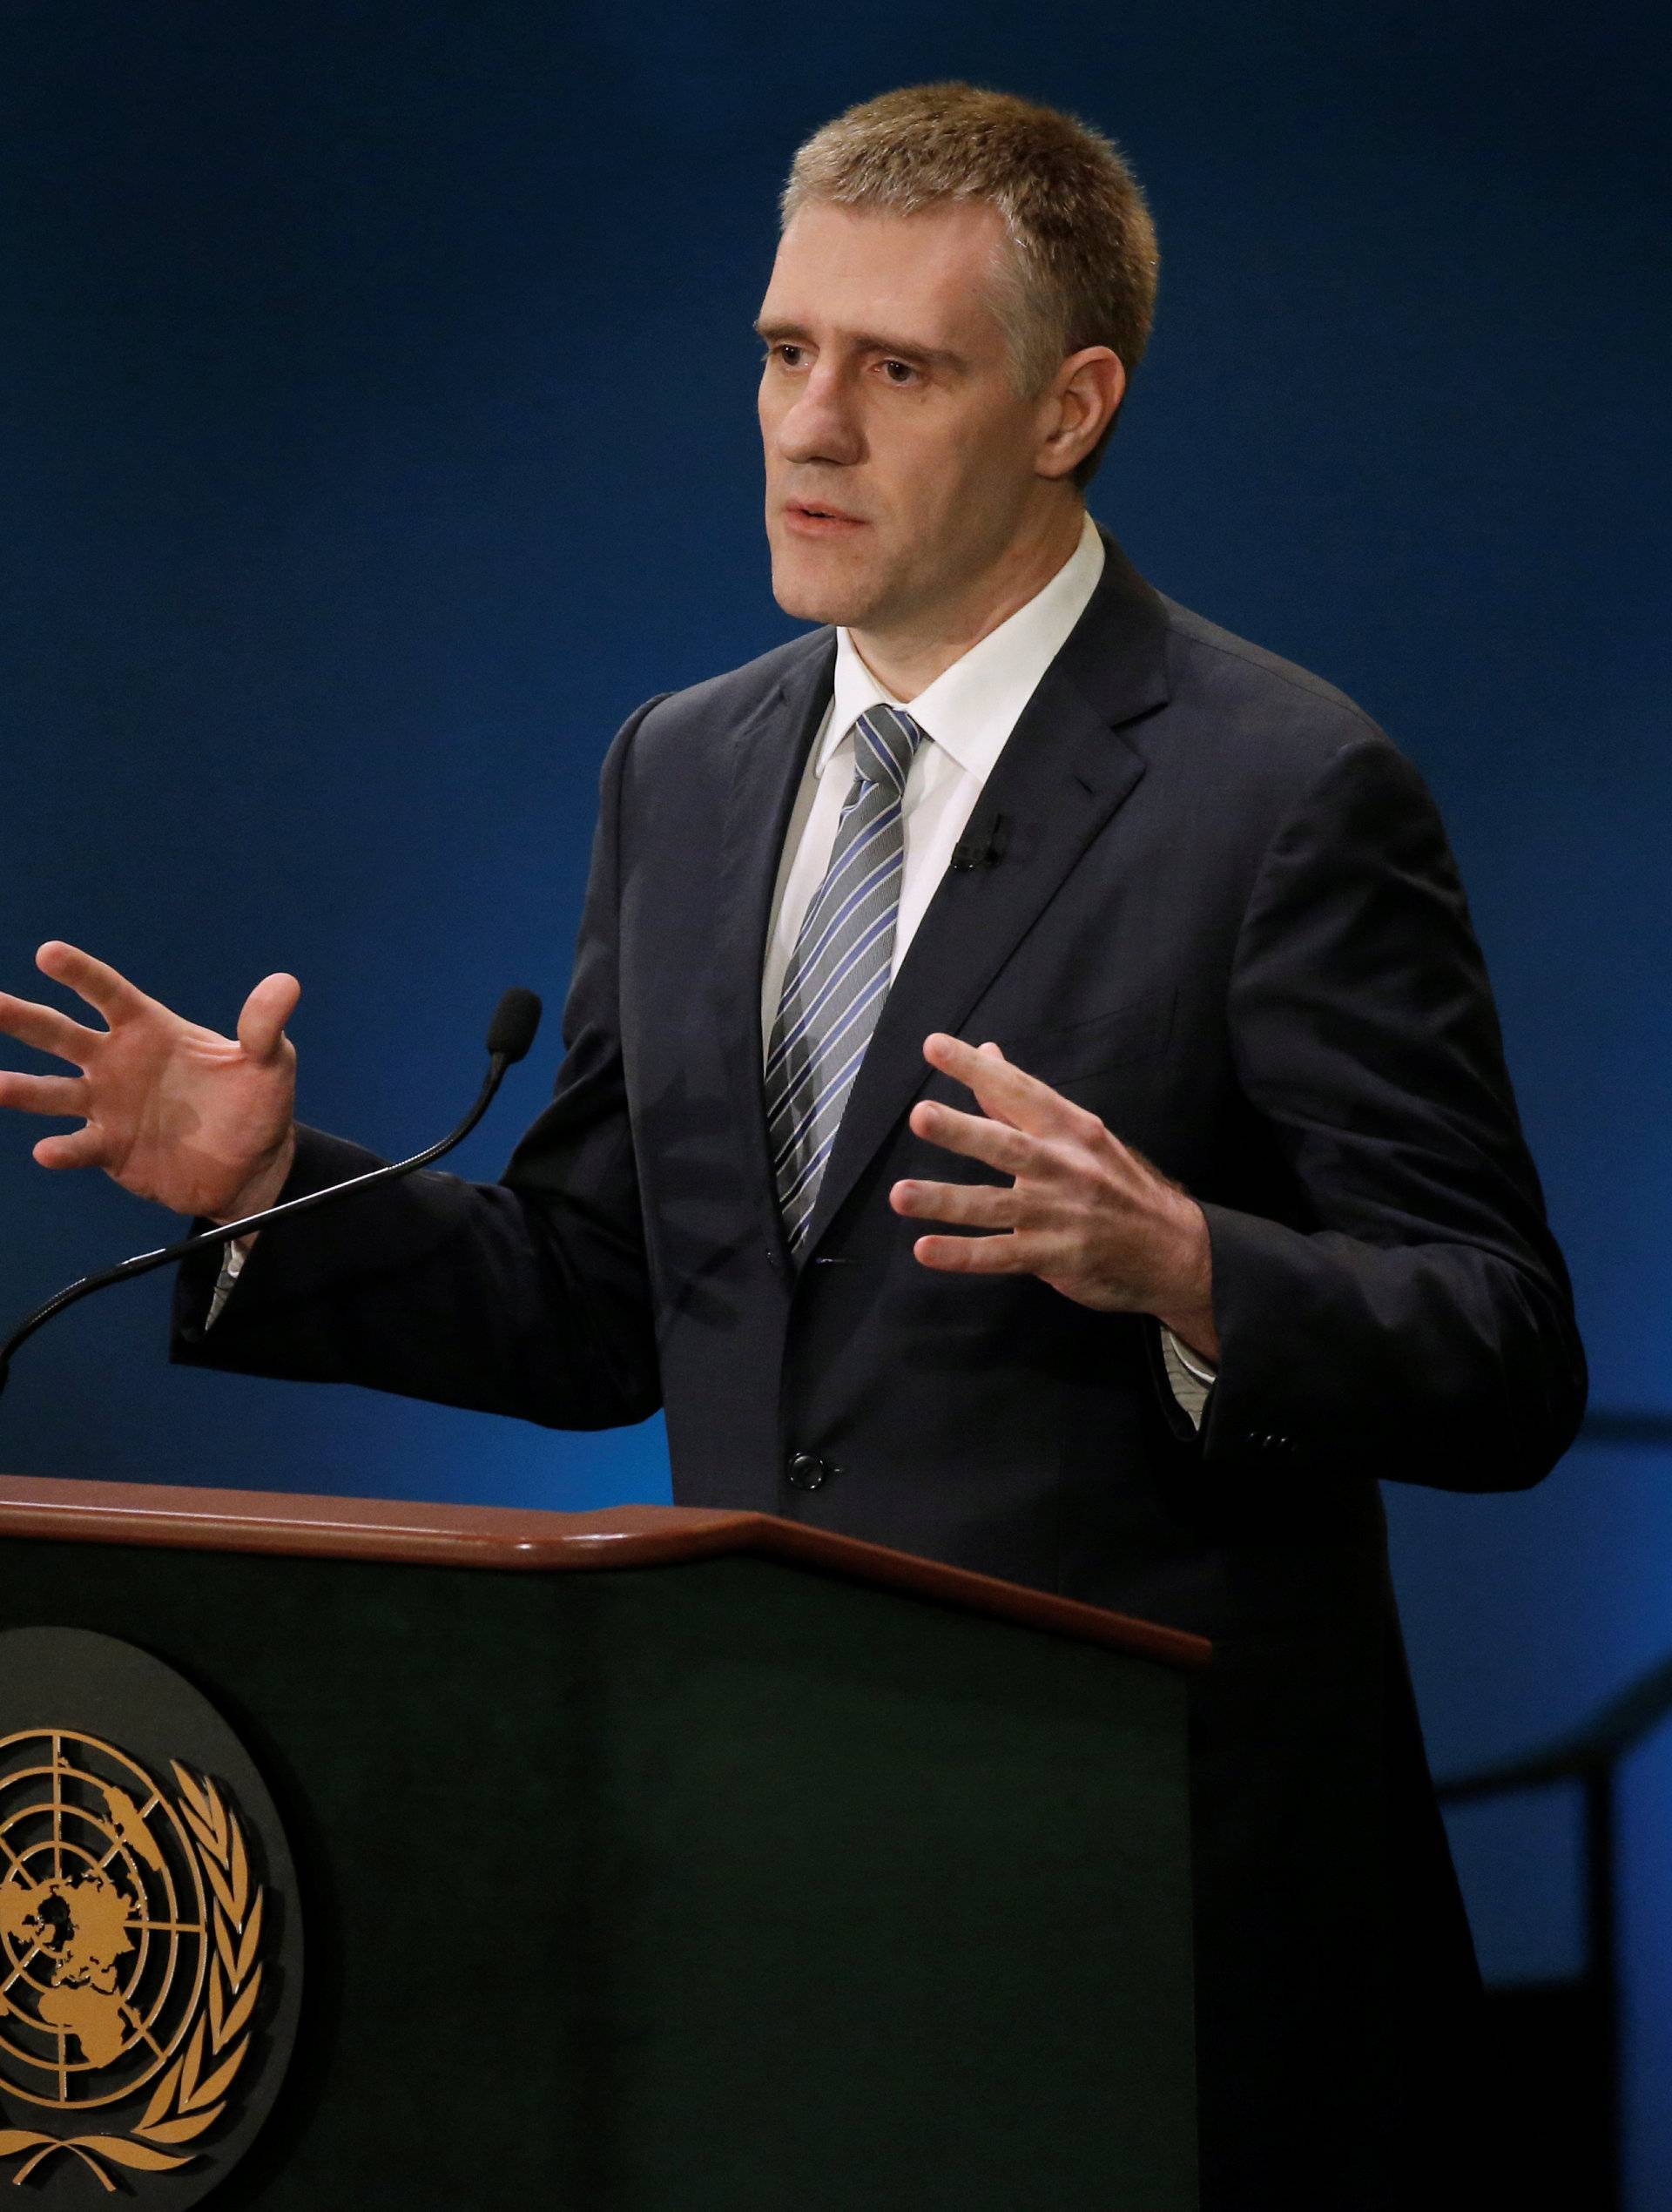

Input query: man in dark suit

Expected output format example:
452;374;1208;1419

0;84;1583;2209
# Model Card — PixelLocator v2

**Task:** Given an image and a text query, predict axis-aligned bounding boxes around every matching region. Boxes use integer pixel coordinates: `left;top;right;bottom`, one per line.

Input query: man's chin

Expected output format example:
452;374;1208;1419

767;540;889;630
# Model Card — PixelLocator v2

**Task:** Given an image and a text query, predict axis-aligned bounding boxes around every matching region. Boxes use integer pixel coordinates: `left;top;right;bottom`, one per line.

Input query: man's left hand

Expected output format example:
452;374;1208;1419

890;1032;1220;1364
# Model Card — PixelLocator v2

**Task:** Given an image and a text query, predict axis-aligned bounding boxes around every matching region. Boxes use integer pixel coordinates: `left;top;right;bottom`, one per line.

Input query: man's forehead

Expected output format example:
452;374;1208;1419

759;199;1010;354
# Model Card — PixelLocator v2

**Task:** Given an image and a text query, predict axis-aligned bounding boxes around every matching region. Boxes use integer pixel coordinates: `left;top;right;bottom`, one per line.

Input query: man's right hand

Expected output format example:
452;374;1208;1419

0;942;300;1223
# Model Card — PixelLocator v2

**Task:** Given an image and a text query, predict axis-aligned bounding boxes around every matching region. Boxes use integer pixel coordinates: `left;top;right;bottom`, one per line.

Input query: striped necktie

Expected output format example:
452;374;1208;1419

766;704;926;1250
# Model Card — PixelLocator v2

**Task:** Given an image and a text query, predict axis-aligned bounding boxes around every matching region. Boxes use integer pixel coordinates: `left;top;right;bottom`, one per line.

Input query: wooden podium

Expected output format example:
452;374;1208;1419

0;1476;1207;2209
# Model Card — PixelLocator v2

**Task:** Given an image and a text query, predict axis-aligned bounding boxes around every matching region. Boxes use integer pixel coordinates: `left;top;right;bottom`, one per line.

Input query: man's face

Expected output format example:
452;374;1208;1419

757;199;1051;636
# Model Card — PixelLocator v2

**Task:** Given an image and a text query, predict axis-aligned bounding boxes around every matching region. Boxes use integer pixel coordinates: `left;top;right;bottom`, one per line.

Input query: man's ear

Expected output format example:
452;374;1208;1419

1036;347;1126;480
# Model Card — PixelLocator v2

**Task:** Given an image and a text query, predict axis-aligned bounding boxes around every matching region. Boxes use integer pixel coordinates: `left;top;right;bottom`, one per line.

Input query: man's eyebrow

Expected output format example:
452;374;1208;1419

753;318;967;371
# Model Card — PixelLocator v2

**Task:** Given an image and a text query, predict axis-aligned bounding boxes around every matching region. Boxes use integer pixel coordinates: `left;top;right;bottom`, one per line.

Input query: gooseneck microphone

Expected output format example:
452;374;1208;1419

0;986;542;1398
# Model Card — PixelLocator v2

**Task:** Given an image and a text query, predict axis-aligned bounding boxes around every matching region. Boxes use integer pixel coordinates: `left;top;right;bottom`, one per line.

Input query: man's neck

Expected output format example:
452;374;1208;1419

849;498;1089;701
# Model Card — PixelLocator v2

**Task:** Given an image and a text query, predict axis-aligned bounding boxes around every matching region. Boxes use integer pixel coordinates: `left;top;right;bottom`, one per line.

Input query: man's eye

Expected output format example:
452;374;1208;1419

880;360;918;385
770;343;805;368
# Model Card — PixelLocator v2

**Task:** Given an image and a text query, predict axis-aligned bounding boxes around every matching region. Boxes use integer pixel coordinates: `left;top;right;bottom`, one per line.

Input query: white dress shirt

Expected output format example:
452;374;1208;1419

215;509;1217;1422
761;511;1216;1426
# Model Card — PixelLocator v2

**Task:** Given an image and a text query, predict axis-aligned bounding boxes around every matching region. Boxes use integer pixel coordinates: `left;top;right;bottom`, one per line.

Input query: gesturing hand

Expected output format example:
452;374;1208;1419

890;1032;1219;1363
0;942;300;1222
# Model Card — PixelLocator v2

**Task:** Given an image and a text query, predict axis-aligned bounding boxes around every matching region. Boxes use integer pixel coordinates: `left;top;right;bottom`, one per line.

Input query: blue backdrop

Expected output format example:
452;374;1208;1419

2;3;1667;2195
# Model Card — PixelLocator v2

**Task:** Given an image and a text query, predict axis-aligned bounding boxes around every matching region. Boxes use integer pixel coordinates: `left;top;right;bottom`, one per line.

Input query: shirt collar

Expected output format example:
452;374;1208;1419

819;511;1106;778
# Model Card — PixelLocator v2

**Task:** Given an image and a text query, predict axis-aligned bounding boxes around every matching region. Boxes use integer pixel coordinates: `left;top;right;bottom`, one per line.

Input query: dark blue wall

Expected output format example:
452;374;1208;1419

2;3;1666;2195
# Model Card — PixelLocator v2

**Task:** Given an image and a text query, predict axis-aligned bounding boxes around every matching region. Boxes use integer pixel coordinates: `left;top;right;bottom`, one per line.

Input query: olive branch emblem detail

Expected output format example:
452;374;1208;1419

0;1763;264;2192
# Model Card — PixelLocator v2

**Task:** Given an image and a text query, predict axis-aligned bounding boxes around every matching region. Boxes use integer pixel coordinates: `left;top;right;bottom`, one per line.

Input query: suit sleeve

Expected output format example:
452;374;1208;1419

1197;732;1587;1489
170;697;668;1431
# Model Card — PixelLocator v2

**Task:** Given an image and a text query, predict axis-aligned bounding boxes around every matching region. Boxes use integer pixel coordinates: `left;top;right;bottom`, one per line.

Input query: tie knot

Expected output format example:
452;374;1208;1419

853;705;925;796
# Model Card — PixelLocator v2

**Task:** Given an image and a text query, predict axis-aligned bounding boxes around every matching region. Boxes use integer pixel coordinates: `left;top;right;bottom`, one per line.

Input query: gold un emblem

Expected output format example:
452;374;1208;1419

0;1730;265;2191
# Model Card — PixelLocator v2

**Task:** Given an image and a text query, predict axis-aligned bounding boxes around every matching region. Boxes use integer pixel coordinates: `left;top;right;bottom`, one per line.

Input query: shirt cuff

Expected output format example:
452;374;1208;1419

1159;1324;1217;1430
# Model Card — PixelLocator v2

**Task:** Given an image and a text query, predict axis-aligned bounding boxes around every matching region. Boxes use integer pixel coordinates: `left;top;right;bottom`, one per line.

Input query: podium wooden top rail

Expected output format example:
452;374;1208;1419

0;1472;1209;1673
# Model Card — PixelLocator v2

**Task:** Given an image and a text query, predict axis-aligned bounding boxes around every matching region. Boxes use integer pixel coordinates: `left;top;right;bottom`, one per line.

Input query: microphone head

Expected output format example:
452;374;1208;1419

486;988;543;1065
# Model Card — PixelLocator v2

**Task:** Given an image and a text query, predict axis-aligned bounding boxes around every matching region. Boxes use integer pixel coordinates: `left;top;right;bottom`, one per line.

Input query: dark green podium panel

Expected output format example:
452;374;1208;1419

0;1487;1200;2211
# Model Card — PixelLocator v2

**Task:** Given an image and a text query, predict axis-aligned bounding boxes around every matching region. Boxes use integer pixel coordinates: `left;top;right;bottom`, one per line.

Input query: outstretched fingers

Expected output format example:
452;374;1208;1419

32;1127;108;1172
907;1097;1038;1177
0;991;98;1067
920;1031;1088;1139
892;1177;1021;1229
35;941;147;1025
237;973;300;1062
0;1071;88;1119
910;1230;1035;1274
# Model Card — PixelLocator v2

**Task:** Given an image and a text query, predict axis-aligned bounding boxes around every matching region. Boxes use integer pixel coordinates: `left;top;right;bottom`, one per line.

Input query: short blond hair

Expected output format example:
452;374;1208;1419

781;83;1160;485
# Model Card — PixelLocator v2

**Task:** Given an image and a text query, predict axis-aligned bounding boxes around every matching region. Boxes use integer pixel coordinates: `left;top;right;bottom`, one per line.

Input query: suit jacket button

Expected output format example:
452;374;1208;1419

786;1452;830;1492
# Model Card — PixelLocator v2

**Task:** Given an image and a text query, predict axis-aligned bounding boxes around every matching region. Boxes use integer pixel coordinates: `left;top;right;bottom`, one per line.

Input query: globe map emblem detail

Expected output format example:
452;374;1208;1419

0;1730;210;2112
0;1629;297;2203
0;1724;268;2192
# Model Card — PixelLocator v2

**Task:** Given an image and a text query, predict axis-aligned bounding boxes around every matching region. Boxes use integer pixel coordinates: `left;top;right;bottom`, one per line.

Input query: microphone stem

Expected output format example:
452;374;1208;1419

0;1055;510;1390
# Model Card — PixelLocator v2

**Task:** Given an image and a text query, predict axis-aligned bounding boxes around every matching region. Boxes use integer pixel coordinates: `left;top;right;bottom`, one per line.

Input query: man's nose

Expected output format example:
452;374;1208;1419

775;364;864;469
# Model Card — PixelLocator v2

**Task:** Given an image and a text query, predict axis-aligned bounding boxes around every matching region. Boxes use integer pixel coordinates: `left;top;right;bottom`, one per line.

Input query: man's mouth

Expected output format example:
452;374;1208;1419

785;502;866;535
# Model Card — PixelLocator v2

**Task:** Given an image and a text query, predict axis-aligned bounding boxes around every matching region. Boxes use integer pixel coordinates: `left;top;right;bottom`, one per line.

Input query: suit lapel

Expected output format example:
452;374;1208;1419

796;535;1172;1259
708;628;837;1260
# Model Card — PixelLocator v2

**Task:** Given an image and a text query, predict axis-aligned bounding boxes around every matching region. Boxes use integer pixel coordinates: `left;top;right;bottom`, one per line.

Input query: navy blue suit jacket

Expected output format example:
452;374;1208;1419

176;531;1586;2206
